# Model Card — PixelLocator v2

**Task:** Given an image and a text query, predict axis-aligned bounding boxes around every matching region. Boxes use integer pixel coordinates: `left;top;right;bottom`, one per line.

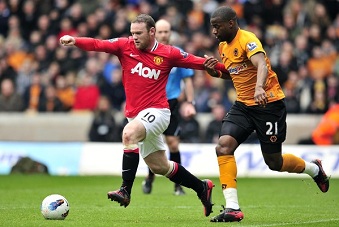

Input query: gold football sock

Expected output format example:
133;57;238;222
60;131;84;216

218;155;237;189
280;153;305;173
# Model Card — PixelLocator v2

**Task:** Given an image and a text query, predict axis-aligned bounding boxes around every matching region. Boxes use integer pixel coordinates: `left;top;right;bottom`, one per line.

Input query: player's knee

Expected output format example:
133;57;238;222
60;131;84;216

215;135;238;156
261;143;283;171
215;144;234;156
265;160;282;171
122;128;138;145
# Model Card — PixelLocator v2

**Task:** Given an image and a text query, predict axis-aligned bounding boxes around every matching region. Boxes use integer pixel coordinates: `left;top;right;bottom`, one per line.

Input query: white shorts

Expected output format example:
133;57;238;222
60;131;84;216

127;108;170;158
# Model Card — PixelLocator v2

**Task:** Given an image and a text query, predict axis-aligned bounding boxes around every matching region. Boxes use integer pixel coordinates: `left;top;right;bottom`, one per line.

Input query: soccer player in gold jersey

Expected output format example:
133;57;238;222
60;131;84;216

203;6;330;222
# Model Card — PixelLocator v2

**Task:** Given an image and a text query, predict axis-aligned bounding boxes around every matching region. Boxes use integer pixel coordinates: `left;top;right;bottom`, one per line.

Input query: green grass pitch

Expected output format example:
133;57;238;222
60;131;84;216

0;175;338;227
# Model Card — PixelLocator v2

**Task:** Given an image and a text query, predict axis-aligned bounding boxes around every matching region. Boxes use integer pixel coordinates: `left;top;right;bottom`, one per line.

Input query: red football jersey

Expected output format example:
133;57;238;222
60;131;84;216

75;37;226;117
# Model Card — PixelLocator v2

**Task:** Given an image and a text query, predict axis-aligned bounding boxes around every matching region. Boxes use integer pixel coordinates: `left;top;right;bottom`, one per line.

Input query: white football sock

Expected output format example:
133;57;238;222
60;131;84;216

223;188;240;210
303;161;319;178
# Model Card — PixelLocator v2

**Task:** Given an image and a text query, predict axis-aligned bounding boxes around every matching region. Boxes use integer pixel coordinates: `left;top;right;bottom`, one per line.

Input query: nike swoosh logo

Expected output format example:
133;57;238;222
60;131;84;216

122;169;131;172
130;53;139;57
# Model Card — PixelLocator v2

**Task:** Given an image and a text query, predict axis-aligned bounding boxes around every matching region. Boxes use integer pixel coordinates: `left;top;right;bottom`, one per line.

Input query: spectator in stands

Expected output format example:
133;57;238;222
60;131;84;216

33;44;50;72
35;14;53;41
309;2;332;34
5;28;33;73
97;55;125;111
22;72;44;112
66;2;86;28
293;34;310;67
20;0;38;41
0;78;23;111
299;104;339;145
307;42;337;80
296;65;313;113
192;70;212;113
88;95;120;142
0;0;10;37
73;73;100;111
179;102;201;143
0;57;16;86
272;41;298;87
283;71;301;113
57;17;77;40
306;79;328;114
205;104;225;143
326;75;339;106
15;58;34;95
38;84;63;112
325;25;339;52
55;75;75;111
312;103;339;145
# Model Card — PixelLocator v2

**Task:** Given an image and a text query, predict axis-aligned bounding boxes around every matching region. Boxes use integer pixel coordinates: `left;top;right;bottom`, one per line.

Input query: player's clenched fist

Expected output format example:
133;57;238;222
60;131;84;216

60;35;76;46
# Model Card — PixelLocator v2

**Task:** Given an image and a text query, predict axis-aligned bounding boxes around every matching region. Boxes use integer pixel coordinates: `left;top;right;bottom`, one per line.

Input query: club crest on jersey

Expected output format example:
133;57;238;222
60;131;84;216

108;38;118;43
180;50;188;58
270;135;277;143
234;48;238;57
153;56;163;65
247;42;258;51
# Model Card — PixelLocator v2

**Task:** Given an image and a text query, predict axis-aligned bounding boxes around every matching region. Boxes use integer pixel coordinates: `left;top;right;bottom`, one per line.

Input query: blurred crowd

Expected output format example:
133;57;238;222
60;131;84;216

0;0;338;142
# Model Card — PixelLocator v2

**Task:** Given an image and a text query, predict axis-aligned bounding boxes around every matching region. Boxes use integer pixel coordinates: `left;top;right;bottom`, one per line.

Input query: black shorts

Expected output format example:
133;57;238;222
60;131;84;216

163;99;180;136
221;100;287;145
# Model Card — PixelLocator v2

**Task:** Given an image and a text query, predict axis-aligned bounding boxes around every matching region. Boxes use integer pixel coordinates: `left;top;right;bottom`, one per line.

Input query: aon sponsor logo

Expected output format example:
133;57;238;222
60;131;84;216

131;62;161;79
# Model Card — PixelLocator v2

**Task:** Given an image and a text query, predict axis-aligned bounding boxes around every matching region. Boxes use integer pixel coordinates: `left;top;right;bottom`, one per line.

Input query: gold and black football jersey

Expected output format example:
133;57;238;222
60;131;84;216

218;29;285;106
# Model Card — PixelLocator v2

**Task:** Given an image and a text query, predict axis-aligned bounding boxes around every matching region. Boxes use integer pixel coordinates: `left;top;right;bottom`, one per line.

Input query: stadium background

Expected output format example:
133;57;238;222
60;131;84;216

0;0;338;177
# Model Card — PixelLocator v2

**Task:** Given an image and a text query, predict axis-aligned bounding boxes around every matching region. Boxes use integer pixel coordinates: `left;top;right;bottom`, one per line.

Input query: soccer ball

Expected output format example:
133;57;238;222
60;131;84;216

40;194;70;220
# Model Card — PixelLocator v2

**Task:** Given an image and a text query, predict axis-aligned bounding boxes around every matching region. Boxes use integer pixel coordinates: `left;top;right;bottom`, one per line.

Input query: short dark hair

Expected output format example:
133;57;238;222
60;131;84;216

211;6;237;22
131;14;155;31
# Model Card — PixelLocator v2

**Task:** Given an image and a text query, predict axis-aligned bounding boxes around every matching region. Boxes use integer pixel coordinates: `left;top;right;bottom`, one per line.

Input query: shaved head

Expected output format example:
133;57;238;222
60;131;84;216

155;19;171;30
211;6;237;22
210;6;239;43
155;19;171;44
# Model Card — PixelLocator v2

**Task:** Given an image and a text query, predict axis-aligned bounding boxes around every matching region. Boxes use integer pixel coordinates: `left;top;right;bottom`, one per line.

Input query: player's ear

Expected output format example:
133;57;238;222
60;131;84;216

228;20;233;29
150;27;156;35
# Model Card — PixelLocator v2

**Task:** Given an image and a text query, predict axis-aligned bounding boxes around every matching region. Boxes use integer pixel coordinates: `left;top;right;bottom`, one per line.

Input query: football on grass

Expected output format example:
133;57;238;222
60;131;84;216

41;194;70;220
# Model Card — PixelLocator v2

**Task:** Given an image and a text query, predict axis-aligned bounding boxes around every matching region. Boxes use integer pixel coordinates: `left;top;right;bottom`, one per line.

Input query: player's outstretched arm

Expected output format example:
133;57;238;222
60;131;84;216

171;47;228;75
60;36;121;54
60;35;76;46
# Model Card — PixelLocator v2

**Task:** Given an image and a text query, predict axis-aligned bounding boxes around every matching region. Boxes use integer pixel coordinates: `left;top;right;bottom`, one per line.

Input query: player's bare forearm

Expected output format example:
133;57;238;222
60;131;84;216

254;64;268;105
256;63;268;88
251;53;267;88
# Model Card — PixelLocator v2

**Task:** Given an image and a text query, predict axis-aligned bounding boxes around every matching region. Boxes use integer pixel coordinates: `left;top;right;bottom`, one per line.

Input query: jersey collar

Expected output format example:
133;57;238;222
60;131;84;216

150;40;158;52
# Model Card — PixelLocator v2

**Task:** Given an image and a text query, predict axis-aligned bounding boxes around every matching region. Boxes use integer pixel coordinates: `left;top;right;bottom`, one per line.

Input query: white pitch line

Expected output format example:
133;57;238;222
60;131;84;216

240;218;339;227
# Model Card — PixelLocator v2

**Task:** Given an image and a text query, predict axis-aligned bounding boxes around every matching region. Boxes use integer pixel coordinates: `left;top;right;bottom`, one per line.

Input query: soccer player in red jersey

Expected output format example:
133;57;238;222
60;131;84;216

142;19;197;196
60;14;228;217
